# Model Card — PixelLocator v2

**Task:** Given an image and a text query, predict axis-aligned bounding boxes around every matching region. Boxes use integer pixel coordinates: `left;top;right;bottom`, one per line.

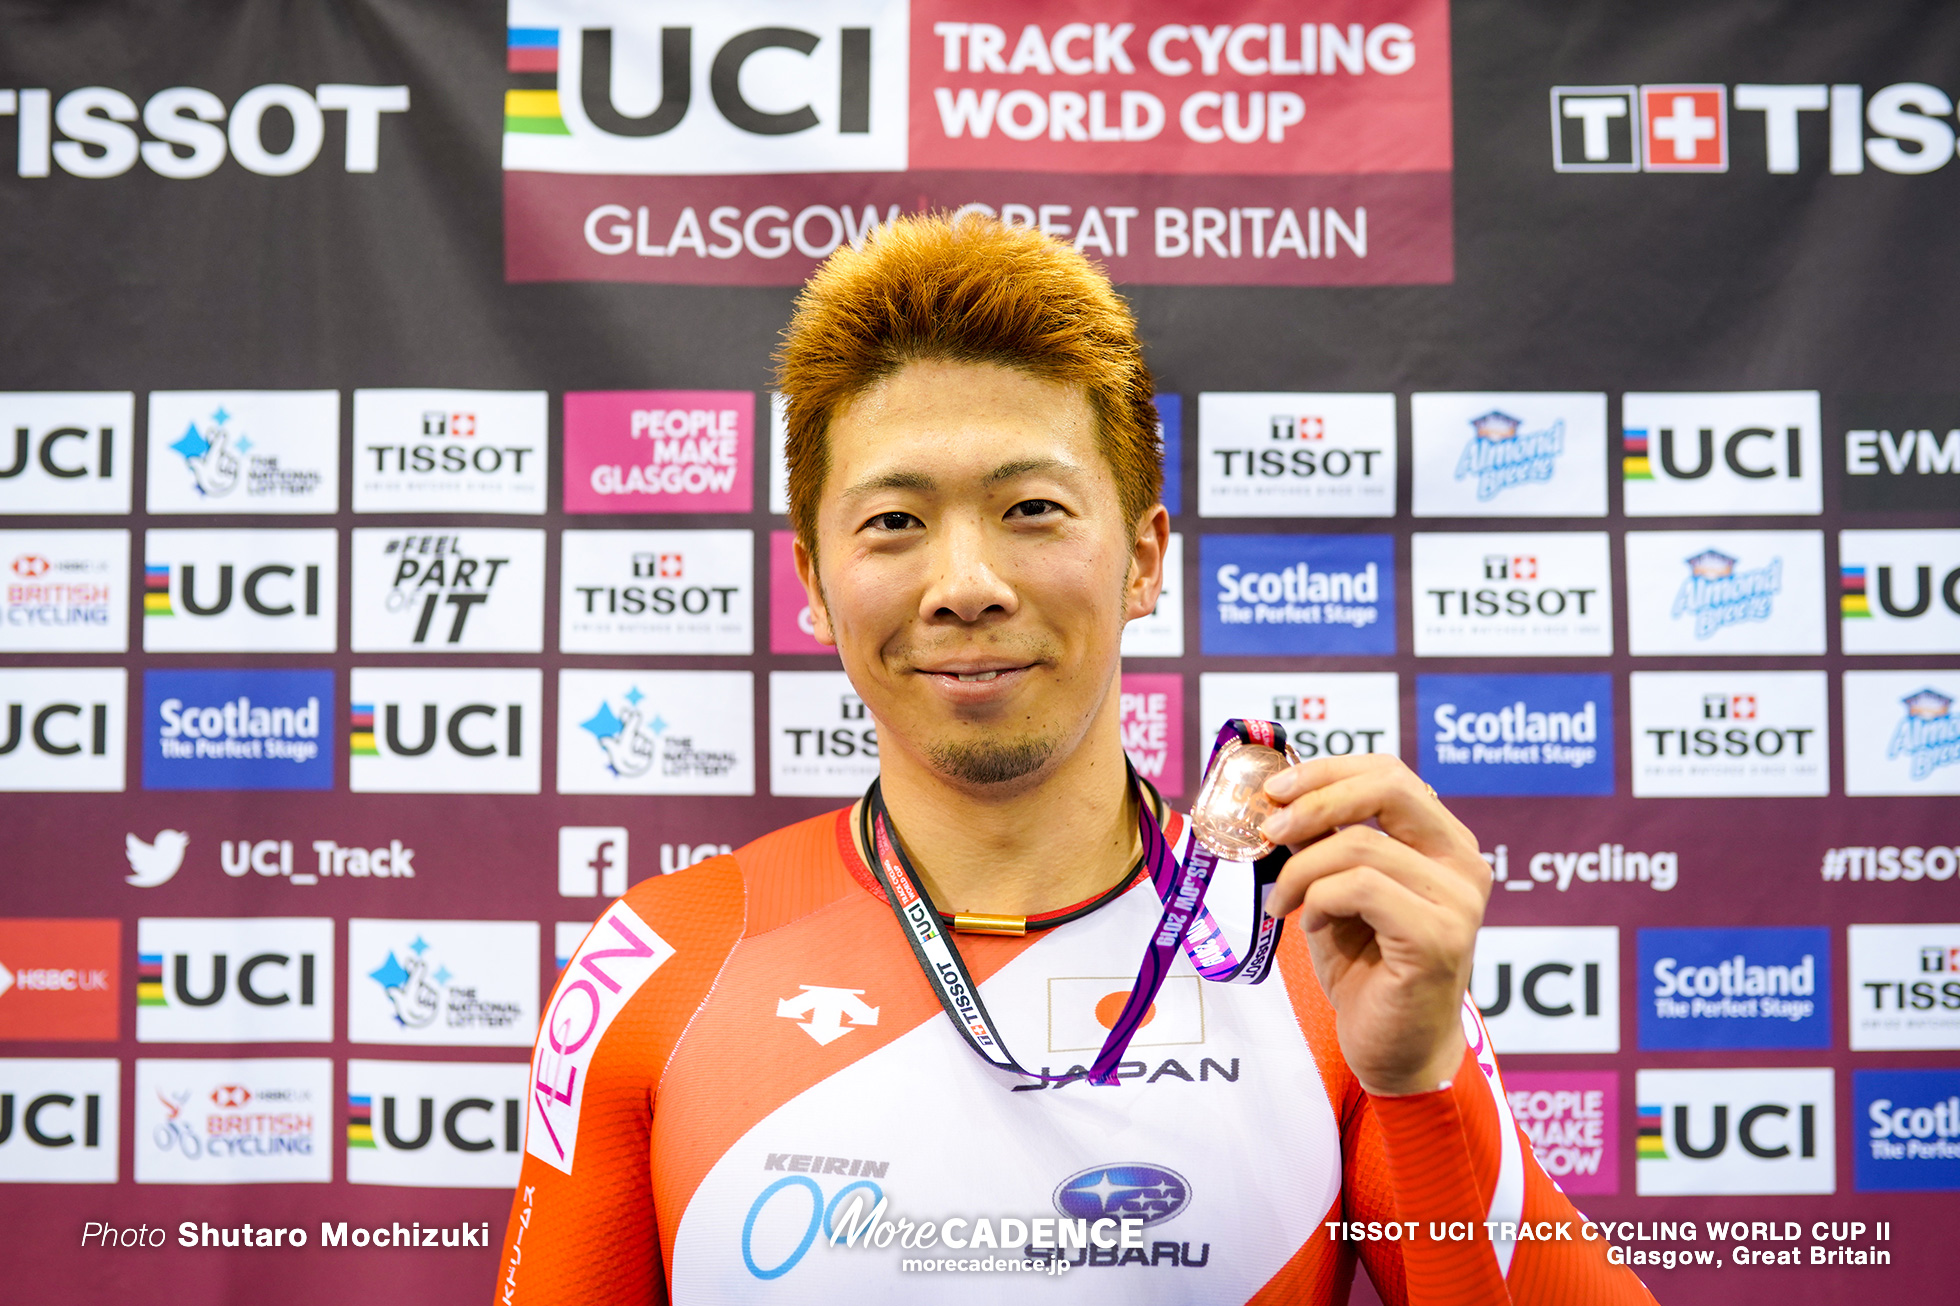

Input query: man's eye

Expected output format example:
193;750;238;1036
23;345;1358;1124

1007;499;1062;519
866;511;920;532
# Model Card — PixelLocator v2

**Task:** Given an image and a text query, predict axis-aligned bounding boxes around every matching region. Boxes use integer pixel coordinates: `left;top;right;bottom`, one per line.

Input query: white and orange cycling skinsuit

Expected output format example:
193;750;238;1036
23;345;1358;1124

497;809;1657;1305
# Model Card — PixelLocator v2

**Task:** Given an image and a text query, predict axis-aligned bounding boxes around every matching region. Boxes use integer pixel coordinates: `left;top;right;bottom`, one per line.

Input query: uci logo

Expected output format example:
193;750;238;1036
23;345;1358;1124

0;424;115;480
0;697;109;757
349;669;542;794
145;950;318;1009
358;701;524;759
573;25;873;141
362;1093;520;1153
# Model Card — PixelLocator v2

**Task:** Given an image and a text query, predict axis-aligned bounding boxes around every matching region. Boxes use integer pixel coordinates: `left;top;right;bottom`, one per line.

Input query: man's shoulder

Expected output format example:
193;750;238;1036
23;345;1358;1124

615;807;869;942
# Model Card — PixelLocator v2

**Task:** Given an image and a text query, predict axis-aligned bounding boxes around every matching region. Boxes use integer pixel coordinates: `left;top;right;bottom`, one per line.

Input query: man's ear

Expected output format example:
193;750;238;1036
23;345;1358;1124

791;533;838;646
1123;504;1172;622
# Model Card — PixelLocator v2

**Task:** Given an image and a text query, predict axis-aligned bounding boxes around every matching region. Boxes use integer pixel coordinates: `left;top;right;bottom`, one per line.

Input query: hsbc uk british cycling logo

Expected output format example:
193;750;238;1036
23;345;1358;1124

1053;1163;1191;1227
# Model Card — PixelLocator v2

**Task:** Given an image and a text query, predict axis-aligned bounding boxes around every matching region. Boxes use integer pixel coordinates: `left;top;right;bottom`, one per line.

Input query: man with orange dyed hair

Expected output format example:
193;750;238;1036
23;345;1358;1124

497;215;1655;1305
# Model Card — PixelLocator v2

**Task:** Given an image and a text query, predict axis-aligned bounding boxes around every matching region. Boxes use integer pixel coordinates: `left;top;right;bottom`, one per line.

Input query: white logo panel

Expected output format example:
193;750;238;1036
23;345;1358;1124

143;529;338;653
134;1057;332;1184
1411;392;1607;517
559;529;753;654
1848;924;1960;1052
352;389;547;513
1844;670;1960;797
1198;392;1396;518
350;668;542;794
0;667;126;792
1120;531;1183;658
0;529;128;652
136;917;334;1043
347;1059;529;1188
770;670;877;796
1197;672;1400;777
1470;926;1619;1053
1413;532;1612;656
1635;1067;1835;1195
0;393;133;515
0;1058;118;1182
351;528;545;652
557;669;754;795
347;919;540;1048
1625;530;1825;655
146;391;340;515
1623;391;1821;516
1841;529;1960;654
1630;671;1829;797
559;826;629;898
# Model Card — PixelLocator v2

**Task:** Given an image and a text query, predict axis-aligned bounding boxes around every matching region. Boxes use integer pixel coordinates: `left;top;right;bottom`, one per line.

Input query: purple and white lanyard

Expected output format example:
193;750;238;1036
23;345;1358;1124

861;719;1289;1088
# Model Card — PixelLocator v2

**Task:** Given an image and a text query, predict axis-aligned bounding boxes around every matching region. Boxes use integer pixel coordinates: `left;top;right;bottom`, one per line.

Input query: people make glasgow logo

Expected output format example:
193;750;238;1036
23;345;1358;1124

1670;548;1781;639
1889;687;1960;782
1454;410;1564;501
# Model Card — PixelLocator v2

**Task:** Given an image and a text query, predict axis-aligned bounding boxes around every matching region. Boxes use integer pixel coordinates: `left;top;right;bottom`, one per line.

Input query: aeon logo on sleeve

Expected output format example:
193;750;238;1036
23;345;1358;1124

1412;532;1612;657
1636;1067;1834;1196
1417;674;1612;797
1504;1071;1618;1195
1841;529;1960;654
1638;927;1830;1051
0;919;119;1041
1621;391;1820;516
1199;672;1400;774
1201;534;1394;655
1630;671;1828;798
563;529;753;654
142;669;331;792
348;668;540;794
0;529;128;652
0;1057;119;1183
528;899;675;1175
352;389;547;514
1855;1069;1960;1192
133;1057;332;1185
770;671;878;796
145;392;340;515
347;1059;527;1189
142;529;337;653
1410;392;1607;517
1844;671;1960;796
1197;393;1395;518
347;920;539;1049
1120;531;1184;658
135;917;334;1043
0;392;133;515
1118;673;1182;796
350;529;545;652
563;391;753;513
556;669;754;795
1625;530;1825;656
1471;926;1619;1054
1848;924;1960;1052
0;667;125;792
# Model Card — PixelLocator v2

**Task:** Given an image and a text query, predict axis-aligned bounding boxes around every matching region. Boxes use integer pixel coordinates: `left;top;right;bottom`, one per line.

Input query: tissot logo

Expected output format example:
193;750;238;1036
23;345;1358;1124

1412;532;1611;657
1630;671;1828;798
352;389;547;514
1854;1069;1960;1192
146;391;340;515
1840;397;1960;510
133;1056;332;1185
1843;671;1960;797
1199;672;1400;774
135;917;334;1044
1197;392;1395;517
1471;927;1618;1054
1638;927;1830;1051
1621;392;1820;516
1635;1067;1834;1196
142;529;337;653
1410;392;1607;517
1200;534;1394;655
0;83;406;178
556;669;754;795
770;670;877;796
0;392;132;515
0;1058;119;1182
0;919;119;1042
1840;529;1960;655
1418;674;1612;797
560;528;753;654
347;919;539;1049
350;529;545;652
142;668;331;792
1848;924;1960;1052
0;529;127;653
0;667;124;792
347;1060;527;1189
1624;530;1825;656
348;668;541;794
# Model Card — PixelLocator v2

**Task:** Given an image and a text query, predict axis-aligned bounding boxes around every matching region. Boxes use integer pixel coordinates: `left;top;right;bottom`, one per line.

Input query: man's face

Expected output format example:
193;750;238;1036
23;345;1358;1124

795;359;1167;791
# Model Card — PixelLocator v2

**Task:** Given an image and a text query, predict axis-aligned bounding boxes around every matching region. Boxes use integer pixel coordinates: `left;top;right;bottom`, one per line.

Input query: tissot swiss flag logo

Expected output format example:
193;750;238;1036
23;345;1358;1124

1642;85;1727;172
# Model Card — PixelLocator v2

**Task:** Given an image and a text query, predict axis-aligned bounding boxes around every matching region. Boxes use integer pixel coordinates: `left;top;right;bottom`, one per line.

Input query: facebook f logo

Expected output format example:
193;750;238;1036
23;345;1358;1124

559;825;629;897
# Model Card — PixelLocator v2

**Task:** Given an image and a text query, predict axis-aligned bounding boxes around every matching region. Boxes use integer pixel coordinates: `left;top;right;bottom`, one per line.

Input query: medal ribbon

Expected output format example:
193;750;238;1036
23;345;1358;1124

860;718;1290;1088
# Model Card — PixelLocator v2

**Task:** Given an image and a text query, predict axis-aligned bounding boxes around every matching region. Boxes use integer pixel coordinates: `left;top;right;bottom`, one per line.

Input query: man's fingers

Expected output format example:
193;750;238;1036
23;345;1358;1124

1298;863;1449;944
1265;826;1487;922
1261;757;1475;858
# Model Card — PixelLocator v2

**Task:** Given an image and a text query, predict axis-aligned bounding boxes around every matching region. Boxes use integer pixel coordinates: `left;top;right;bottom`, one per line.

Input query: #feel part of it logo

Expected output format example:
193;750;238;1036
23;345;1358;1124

350;529;545;652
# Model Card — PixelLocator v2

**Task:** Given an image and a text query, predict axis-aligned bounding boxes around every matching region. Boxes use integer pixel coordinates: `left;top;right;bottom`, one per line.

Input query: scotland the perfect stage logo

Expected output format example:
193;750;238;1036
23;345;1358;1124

1638;927;1831;1051
1200;534;1395;655
1455;410;1564;501
1417;674;1612;796
142;668;333;791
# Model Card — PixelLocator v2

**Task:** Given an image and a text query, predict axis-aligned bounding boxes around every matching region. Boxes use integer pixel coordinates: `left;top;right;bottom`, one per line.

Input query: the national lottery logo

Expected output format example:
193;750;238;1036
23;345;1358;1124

1888;687;1960;782
579;686;739;782
1454;410;1564;501
1670;548;1780;639
146;391;340;516
349;920;539;1049
166;407;321;503
557;670;755;796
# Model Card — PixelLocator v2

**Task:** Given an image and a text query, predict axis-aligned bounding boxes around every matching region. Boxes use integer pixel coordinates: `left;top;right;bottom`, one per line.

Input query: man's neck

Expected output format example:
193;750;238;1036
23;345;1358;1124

865;705;1143;918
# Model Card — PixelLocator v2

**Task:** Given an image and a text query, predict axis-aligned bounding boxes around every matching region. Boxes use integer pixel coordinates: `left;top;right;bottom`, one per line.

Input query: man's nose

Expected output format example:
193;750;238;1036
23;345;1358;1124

918;516;1017;623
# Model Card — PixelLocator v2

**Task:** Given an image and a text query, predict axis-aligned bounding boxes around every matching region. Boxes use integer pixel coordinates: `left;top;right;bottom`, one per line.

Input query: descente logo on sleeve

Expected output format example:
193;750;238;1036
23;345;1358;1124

527;900;674;1175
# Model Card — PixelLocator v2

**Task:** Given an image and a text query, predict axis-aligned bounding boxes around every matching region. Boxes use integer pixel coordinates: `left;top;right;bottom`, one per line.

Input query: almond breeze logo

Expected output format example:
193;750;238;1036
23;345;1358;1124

1200;534;1394;655
1456;410;1564;501
1889;687;1960;781
1638;927;1830;1051
142;669;333;791
1672;548;1781;638
1417;674;1612;796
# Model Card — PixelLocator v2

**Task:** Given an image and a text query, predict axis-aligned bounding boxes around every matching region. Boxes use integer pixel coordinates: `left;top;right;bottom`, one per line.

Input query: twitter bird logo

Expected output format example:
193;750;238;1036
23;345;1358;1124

126;830;189;888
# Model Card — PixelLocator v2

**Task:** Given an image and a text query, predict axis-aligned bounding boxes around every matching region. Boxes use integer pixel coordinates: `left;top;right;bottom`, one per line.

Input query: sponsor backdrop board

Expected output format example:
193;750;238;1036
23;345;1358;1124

0;4;1955;1306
